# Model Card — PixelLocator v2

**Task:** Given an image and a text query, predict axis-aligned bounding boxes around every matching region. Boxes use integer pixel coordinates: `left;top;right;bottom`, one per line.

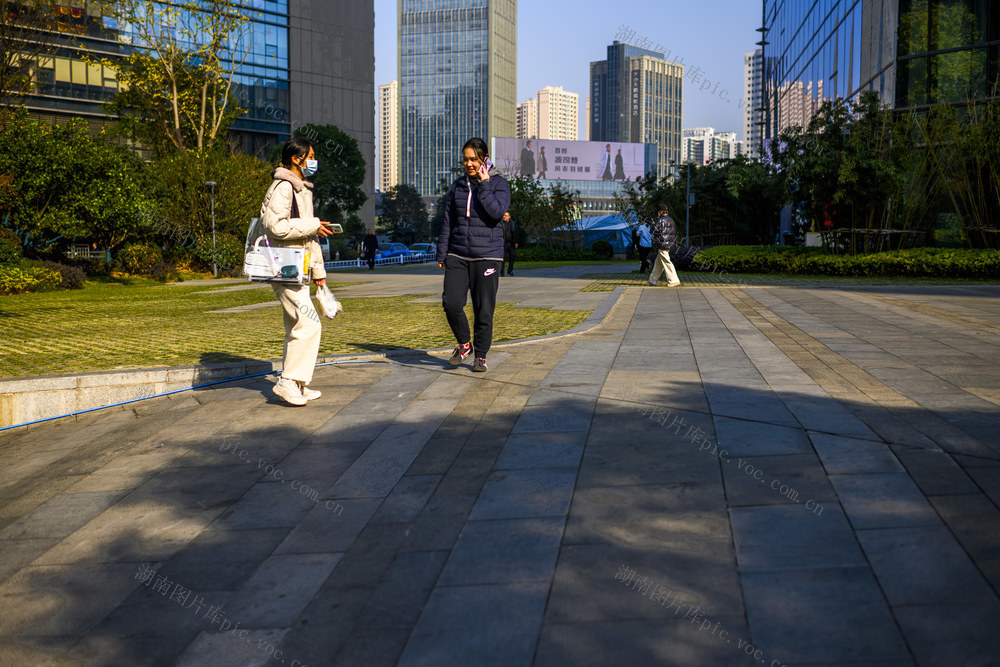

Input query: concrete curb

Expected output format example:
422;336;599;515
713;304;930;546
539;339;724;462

0;287;628;430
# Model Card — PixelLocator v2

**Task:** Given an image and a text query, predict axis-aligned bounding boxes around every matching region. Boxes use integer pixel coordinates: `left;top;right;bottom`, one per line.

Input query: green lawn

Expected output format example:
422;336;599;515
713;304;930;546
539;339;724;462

0;280;589;378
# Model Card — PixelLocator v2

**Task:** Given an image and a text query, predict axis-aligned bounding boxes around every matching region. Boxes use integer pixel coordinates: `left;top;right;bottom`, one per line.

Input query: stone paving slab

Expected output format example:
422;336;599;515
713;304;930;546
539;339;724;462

2;272;1000;665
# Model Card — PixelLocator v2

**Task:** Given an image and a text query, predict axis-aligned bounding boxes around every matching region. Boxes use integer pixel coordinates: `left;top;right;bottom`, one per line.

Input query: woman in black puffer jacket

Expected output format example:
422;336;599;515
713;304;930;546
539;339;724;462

435;137;511;373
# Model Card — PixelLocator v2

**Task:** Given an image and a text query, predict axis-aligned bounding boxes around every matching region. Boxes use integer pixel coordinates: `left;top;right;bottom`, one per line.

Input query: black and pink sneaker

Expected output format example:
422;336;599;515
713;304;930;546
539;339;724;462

449;343;472;365
473;357;488;373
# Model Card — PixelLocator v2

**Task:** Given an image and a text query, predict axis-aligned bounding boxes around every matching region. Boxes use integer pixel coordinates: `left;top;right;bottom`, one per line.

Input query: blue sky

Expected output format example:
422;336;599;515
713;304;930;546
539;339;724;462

374;0;762;140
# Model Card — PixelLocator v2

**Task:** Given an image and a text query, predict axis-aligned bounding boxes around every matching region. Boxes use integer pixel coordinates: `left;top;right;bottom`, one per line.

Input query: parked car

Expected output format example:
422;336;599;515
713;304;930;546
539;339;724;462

375;243;411;261
408;243;434;257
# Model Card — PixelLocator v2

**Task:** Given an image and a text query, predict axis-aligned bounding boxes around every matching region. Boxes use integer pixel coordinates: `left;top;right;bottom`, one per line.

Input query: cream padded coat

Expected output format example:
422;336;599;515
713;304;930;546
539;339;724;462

259;166;327;281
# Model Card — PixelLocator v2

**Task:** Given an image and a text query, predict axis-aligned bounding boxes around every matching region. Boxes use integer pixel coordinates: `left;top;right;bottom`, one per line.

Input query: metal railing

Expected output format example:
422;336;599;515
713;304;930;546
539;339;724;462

324;251;436;271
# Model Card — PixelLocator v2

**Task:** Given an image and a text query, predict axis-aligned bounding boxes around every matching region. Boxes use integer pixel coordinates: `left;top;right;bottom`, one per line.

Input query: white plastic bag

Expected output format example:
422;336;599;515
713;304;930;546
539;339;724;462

315;284;343;318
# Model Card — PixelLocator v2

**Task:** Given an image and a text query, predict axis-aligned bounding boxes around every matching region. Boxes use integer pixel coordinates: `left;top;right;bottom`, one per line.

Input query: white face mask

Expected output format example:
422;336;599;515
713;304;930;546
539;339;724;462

302;159;318;177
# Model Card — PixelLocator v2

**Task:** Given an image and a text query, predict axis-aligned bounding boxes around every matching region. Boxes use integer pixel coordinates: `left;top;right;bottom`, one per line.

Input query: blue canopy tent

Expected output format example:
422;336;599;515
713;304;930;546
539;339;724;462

553;214;636;254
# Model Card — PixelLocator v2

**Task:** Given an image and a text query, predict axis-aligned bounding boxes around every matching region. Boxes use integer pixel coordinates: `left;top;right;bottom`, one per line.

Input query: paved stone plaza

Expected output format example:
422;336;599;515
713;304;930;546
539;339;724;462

2;268;999;666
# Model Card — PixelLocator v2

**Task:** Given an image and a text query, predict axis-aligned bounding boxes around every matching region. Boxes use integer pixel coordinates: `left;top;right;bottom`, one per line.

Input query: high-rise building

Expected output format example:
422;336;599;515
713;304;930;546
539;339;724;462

516;86;579;140
743;49;764;158
517;98;538;139
399;0;517;198
589;41;683;180
10;0;375;222
584;97;591;141
537;86;578;140
378;81;400;192
761;0;1000;144
681;127;739;166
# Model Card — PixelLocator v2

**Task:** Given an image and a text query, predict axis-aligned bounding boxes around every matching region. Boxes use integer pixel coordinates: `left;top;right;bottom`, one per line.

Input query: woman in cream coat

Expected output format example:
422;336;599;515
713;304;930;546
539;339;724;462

260;137;334;406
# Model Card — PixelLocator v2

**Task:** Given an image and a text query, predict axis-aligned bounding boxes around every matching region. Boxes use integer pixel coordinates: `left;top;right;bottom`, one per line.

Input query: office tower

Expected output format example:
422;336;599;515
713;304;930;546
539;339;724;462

12;1;373;157
290;1;375;224
537;85;578;140
743;49;764;158
761;0;999;144
399;0;517;197
378;81;400;192
584;96;590;141
589;41;683;179
517;98;538;139
681;127;739;166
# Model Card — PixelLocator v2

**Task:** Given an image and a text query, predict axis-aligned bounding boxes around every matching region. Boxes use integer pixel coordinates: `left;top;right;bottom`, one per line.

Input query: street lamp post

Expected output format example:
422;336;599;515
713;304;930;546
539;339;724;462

672;160;691;247
204;181;217;276
685;163;691;248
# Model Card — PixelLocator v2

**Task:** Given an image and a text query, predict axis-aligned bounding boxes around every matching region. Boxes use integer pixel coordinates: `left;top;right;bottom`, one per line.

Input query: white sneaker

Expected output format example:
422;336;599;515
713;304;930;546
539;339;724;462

274;378;307;406
667;282;681;287
298;382;321;401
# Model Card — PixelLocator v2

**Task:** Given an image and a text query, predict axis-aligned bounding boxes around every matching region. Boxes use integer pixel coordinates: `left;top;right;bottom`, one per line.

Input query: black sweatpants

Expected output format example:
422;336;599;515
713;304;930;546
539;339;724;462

503;244;516;275
442;255;501;358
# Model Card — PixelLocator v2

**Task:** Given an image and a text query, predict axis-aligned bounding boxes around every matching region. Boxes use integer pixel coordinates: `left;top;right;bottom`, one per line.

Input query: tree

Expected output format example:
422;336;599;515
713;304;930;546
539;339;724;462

725;156;786;245
768;91;932;252
0;0;59;109
97;0;252;154
0;110;154;254
146;147;272;245
507;176;551;245
379;184;428;244
293;124;367;228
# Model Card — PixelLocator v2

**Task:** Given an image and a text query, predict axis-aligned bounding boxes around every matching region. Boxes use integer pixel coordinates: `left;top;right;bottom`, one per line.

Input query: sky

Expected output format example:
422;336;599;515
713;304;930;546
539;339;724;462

374;0;762;141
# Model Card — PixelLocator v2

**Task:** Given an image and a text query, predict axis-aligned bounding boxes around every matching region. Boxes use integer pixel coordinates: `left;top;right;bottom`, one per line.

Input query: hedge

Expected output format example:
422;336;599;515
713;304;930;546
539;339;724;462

691;246;1000;279
517;247;598;262
0;265;62;294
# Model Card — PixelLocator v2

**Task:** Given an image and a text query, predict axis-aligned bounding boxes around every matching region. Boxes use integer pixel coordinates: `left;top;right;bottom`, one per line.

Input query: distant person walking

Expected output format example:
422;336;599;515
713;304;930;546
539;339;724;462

363;228;378;270
437;137;511;373
536;146;547;179
520;140;535;177
648;202;681;287
501;212;518;276
636;220;653;273
259;136;335;406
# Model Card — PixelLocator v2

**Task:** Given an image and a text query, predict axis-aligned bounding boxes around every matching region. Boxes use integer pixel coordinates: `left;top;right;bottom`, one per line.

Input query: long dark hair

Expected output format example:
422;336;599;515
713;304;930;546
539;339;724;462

281;137;313;168
462;137;489;160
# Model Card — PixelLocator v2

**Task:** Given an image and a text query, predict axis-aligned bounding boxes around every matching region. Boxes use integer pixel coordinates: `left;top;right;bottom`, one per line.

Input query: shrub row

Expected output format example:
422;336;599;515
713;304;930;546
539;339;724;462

691;246;1000;279
0;265;62;294
518;246;598;262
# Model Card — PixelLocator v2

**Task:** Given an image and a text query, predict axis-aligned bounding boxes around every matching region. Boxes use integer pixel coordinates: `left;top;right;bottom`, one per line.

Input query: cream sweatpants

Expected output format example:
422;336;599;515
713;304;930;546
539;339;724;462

649;249;680;285
272;283;322;384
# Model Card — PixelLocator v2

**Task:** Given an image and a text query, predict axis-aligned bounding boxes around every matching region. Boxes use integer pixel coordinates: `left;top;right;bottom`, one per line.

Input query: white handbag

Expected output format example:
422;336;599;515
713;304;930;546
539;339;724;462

243;234;307;283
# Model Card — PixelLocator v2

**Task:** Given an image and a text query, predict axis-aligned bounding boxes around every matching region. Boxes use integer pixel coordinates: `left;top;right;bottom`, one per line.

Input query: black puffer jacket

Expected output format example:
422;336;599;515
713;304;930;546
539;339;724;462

651;213;678;251
436;170;511;262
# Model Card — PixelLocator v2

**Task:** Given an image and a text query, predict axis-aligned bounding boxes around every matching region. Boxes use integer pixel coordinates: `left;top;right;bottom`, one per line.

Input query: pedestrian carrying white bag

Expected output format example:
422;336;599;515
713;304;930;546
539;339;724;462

243;217;307;284
315;284;343;318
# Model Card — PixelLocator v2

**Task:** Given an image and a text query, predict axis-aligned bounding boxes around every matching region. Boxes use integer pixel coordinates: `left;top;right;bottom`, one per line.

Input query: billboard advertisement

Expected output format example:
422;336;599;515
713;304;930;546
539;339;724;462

493;138;648;181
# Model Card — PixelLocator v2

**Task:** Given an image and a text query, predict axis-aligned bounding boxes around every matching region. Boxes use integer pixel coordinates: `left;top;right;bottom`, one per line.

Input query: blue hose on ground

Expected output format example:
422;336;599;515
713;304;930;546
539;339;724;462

0;359;401;432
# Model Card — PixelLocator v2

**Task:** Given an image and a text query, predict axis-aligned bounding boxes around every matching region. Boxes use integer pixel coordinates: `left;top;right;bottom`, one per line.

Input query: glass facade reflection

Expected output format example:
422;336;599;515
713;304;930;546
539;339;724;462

762;0;863;139
399;0;517;197
895;0;1000;108
15;0;289;150
763;0;1000;142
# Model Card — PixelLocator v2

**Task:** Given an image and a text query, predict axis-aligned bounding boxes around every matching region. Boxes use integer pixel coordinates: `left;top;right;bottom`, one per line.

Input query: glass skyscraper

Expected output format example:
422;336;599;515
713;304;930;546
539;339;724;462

762;0;1000;142
398;0;517;198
